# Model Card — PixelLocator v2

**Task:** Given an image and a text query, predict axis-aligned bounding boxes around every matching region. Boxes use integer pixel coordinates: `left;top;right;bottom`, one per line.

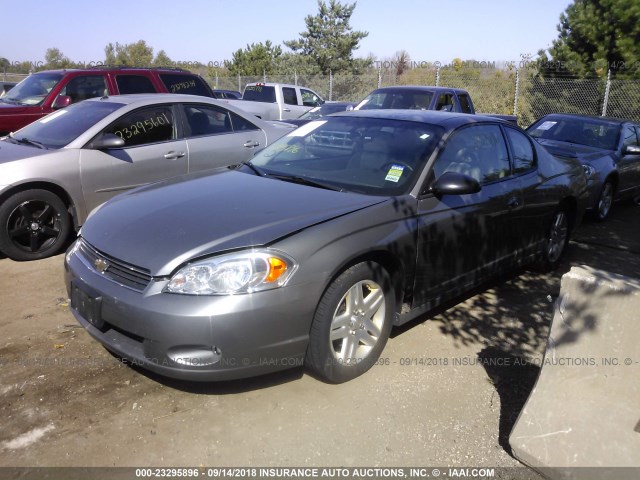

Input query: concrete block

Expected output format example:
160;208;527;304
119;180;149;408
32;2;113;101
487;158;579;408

510;266;640;479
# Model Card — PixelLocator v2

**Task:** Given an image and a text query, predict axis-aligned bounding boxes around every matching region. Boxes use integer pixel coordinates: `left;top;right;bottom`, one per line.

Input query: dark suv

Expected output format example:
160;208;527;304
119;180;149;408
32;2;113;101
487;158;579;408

0;67;214;134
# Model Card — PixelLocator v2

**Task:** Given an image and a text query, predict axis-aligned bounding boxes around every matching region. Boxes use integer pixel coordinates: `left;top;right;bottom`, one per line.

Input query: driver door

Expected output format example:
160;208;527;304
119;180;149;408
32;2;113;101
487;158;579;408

80;104;187;215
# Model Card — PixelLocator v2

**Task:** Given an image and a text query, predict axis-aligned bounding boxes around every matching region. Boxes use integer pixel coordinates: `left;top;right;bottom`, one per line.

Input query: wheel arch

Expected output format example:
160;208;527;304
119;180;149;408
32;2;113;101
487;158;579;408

0;182;78;229
319;249;407;317
558;195;578;233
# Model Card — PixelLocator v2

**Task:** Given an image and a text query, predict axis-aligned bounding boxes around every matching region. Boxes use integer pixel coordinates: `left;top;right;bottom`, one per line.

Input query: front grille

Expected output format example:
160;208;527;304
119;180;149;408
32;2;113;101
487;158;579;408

77;239;152;291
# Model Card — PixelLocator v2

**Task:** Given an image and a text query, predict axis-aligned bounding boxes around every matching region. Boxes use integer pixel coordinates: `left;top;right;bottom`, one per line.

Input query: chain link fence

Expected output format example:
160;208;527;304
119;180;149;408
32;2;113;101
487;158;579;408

5;66;639;126
208;68;640;126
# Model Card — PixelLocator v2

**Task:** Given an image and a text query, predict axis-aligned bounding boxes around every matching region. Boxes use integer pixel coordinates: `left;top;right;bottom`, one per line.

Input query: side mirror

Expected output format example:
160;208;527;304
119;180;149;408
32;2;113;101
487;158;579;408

52;95;72;109
622;144;640;155
89;133;125;150
430;171;481;196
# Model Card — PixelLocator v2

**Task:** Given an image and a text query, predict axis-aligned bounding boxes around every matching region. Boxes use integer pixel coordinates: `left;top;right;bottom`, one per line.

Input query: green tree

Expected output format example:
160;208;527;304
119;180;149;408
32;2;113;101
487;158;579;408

224;41;282;76
540;0;640;77
284;0;370;75
153;50;173;67
104;40;154;67
44;48;74;69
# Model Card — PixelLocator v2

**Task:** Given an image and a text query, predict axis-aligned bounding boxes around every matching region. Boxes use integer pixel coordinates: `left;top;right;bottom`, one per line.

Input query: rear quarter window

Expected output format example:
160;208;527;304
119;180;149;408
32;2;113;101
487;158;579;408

159;74;211;96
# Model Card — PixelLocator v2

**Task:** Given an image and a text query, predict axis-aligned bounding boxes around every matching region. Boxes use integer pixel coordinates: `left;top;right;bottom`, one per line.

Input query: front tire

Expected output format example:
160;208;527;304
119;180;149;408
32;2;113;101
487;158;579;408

305;262;394;383
0;189;71;261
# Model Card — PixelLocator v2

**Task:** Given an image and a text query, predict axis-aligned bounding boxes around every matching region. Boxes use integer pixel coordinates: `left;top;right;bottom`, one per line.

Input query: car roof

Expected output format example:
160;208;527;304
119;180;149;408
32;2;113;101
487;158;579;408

332;109;513;128
536;113;636;125
83;93;219;105
369;85;470;95
32;67;192;75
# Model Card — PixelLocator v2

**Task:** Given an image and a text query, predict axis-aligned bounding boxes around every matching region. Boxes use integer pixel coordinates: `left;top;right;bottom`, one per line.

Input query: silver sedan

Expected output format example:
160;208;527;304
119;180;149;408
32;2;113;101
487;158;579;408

0;94;294;260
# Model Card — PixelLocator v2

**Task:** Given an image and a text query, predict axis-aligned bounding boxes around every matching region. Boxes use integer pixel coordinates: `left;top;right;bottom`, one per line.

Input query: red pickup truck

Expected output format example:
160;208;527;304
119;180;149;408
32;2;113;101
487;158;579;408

0;67;214;135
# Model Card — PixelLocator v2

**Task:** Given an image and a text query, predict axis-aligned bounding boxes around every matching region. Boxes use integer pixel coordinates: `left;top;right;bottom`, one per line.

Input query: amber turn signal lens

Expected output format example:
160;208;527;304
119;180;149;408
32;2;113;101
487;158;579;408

266;257;287;283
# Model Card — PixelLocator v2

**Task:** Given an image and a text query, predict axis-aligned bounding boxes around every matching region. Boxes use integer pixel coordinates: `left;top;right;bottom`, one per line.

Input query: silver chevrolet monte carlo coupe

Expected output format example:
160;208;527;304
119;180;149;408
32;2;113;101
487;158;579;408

65;111;589;383
0;94;293;260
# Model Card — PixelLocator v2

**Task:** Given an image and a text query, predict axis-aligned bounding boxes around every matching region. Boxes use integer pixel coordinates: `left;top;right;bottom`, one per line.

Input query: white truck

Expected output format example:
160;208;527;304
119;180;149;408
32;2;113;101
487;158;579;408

226;82;325;121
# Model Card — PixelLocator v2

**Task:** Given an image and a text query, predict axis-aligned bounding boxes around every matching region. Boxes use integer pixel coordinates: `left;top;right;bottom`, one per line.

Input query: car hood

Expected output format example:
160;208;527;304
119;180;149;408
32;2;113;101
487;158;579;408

81;170;387;276
0;139;53;165
535;138;612;163
0;102;29;114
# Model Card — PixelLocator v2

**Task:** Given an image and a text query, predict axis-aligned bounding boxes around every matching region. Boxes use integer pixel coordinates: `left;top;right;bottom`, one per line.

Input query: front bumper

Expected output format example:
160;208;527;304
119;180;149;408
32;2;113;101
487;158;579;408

64;243;317;382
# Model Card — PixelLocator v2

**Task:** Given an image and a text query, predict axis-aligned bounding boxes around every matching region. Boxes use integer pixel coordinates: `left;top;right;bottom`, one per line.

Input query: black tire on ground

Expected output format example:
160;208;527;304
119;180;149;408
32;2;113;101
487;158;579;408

593;179;614;222
0;189;71;261
305;262;394;383
535;208;570;272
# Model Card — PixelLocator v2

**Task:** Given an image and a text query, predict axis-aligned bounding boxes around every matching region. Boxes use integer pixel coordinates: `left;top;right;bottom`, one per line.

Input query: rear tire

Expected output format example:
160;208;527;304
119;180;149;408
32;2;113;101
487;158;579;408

0;189;71;261
535;208;569;272
305;262;394;383
593;179;614;222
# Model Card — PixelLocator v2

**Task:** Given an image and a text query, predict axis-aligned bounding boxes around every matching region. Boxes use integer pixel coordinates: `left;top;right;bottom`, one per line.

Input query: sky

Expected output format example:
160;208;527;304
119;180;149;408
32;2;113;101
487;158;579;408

1;0;573;67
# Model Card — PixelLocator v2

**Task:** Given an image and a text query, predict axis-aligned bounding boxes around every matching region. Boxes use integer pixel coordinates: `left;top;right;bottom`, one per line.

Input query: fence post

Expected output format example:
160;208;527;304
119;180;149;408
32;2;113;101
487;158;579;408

329;70;333;101
513;68;520;117
238;74;241;93
215;73;218;89
263;70;267;83
377;66;382;88
601;69;611;117
294;70;298;86
435;65;441;86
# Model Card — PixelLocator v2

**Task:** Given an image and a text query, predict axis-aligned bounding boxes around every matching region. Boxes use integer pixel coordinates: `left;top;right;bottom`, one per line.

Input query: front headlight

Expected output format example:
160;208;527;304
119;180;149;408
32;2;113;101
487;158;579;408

164;249;297;295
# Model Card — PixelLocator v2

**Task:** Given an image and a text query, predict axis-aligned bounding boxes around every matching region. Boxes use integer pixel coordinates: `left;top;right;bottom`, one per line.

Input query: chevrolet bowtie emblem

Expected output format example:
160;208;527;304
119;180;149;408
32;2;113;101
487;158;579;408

94;258;109;274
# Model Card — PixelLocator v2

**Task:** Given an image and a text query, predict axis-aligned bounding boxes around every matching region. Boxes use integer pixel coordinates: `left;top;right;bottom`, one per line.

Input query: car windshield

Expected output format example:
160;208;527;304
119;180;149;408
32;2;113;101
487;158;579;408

6;100;124;149
250;116;443;196
356;91;434;110
527;117;620;150
0;73;64;106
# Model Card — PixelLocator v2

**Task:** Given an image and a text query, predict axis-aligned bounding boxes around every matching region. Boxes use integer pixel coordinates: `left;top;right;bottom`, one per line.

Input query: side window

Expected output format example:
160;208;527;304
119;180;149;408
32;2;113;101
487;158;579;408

61;75;107;103
229;111;259;131
432;125;510;184
434;93;454;112
183;104;232;137
301;89;321;107
506;128;535;173
622;126;638;147
282;87;298;106
104;106;175;147
116;75;157;94
458;94;473;114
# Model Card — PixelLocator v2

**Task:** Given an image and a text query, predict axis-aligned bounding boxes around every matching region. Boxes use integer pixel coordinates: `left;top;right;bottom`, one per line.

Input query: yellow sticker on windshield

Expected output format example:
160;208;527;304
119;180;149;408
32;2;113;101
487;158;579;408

385;164;405;183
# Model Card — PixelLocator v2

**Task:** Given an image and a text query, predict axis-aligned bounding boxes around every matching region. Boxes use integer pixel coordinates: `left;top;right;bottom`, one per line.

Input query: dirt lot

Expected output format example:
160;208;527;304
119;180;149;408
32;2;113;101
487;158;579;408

0;202;638;471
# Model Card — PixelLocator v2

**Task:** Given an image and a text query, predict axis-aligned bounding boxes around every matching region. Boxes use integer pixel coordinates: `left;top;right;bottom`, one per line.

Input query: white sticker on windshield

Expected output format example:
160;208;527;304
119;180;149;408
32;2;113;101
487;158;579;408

537;120;557;131
385;164;405;183
419;133;431;140
39;110;67;124
286;120;327;137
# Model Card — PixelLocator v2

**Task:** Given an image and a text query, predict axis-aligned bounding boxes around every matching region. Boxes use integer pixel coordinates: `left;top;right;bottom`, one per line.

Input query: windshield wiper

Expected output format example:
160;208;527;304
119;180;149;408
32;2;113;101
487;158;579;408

238;161;267;176
269;173;343;192
9;134;47;149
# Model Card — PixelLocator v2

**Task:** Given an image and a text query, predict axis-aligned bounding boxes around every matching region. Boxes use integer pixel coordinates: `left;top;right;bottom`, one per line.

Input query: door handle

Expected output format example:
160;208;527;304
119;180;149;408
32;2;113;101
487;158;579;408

282;108;291;112
507;197;521;208
164;151;185;160
243;141;260;148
